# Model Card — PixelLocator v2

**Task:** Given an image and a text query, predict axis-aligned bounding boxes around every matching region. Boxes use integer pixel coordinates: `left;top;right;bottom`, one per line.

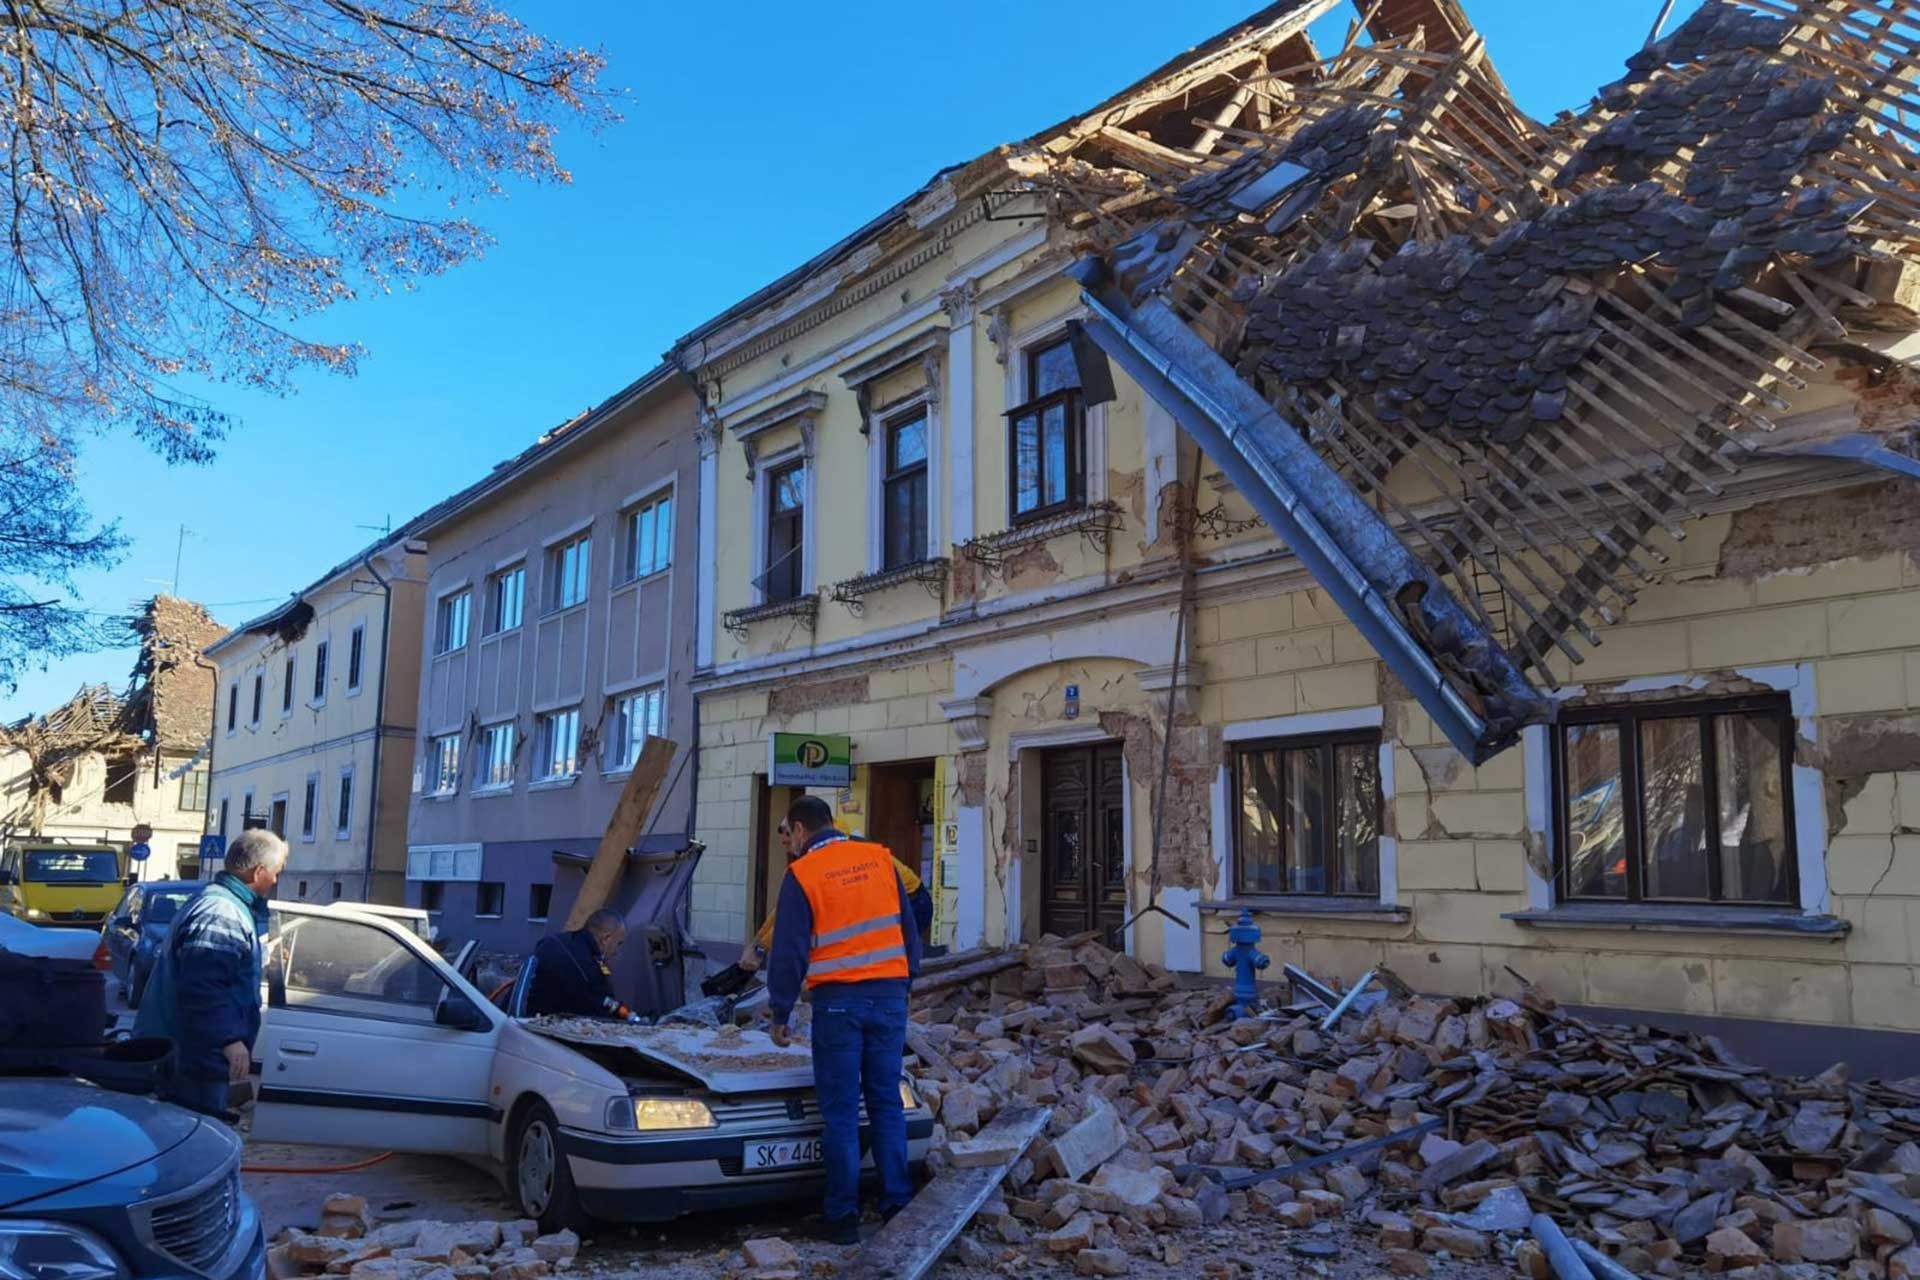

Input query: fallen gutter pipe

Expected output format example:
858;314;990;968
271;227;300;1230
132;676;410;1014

1530;1214;1597;1280
359;549;395;902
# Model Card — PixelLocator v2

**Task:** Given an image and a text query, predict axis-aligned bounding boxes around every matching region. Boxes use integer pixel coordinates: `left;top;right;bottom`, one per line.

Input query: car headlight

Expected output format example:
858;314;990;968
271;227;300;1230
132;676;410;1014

0;1220;127;1280
899;1079;919;1110
23;909;43;920
632;1098;716;1131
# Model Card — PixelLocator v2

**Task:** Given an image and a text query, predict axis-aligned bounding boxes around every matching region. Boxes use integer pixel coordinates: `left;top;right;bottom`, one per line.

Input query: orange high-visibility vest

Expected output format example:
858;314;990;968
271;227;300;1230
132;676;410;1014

789;837;910;988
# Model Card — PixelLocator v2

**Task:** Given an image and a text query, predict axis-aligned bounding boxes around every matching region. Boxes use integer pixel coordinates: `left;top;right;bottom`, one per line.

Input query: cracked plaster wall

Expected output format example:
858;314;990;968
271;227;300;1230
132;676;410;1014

1180;492;1920;1035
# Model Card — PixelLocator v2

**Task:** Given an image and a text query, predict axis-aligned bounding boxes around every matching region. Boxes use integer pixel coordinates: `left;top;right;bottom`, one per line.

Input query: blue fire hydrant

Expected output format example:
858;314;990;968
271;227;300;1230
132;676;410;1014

1222;908;1269;1017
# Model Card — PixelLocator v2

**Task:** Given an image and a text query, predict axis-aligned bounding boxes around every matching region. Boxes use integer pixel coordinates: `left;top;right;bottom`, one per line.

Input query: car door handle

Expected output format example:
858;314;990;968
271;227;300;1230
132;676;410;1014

279;1040;319;1057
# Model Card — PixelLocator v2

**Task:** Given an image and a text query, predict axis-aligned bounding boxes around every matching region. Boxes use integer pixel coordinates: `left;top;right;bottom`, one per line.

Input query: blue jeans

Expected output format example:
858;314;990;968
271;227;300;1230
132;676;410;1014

810;994;912;1222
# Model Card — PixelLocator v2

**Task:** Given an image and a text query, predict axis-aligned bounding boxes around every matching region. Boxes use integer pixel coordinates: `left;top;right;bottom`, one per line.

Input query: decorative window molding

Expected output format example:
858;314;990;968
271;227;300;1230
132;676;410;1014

731;389;827;482
856;338;943;574
957;500;1122;580
840;327;946;422
831;558;949;616
346;622;367;695
722;594;819;641
1003;310;1108;520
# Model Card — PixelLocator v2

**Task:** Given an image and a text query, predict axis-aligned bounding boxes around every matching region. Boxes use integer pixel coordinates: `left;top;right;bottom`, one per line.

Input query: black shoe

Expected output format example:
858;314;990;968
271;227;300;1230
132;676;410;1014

817;1216;860;1246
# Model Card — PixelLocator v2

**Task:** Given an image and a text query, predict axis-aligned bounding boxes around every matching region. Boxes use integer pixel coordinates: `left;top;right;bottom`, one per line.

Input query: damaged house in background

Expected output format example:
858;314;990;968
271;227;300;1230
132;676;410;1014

668;0;1920;1068
0;596;226;879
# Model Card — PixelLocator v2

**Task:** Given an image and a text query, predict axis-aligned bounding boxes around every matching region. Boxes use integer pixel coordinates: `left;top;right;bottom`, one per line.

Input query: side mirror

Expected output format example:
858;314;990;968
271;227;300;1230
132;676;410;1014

436;991;491;1033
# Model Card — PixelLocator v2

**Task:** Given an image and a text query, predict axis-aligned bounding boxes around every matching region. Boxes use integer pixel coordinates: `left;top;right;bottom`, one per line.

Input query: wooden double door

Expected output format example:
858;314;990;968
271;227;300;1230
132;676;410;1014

1039;744;1127;944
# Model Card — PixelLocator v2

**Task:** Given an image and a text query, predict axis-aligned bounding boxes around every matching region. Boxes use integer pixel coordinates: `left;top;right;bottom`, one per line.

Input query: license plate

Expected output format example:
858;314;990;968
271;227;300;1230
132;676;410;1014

744;1138;823;1171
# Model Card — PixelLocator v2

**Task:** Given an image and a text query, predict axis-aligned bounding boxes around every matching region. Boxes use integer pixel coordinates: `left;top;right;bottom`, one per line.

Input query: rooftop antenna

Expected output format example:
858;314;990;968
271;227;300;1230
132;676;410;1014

357;514;394;540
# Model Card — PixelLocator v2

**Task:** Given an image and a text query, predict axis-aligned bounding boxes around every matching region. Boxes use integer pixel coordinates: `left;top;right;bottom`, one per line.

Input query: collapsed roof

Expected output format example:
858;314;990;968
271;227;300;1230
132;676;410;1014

1026;0;1920;760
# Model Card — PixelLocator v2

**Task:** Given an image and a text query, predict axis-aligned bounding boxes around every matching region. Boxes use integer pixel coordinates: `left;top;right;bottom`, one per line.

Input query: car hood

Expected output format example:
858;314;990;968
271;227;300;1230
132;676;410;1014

0;1081;203;1209
520;1017;815;1094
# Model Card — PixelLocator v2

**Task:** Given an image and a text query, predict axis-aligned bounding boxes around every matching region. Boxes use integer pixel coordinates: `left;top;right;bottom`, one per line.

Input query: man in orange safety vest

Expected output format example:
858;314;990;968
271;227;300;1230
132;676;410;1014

765;794;921;1244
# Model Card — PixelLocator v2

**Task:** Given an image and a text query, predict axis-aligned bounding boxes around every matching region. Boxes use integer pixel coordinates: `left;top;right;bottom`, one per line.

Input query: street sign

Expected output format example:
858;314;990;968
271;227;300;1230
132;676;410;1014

131;822;154;844
199;833;226;861
768;732;853;787
128;842;152;863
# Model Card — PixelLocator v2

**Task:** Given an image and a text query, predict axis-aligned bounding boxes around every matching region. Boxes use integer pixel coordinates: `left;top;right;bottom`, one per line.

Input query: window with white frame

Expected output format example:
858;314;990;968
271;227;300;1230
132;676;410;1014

1232;729;1382;897
179;767;209;814
476;721;516;790
226;683;238;733
1554;695;1797;906
251;673;263;725
426;733;461;796
623;492;673;581
347;623;366;692
882;411;929;569
606;686;664;772
485;564;525;634
312;640;329;702
281;655;295;714
301;776;318;840
547;533;591;611
536;708;581;780
434;590;470;654
336;768;354;837
763;461;806;602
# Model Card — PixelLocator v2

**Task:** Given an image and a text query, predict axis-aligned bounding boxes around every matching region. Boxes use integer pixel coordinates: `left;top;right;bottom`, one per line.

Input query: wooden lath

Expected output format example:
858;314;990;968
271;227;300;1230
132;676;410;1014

1041;0;1920;685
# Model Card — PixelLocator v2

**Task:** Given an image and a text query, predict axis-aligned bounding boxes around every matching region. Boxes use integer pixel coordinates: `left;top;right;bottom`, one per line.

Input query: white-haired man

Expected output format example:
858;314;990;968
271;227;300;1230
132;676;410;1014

135;828;287;1119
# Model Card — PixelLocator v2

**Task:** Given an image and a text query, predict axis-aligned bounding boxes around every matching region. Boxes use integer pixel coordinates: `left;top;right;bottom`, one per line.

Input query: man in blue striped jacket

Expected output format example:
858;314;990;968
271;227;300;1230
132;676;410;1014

135;829;286;1119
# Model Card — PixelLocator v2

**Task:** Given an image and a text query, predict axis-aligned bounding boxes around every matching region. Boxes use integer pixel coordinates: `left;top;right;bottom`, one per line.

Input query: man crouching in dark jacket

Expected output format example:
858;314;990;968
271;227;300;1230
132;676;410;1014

134;829;286;1120
525;909;636;1021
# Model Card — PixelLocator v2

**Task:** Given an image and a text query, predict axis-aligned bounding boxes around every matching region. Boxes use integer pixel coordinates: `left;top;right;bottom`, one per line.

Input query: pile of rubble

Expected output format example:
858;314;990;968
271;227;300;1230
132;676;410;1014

907;939;1920;1279
266;1194;580;1280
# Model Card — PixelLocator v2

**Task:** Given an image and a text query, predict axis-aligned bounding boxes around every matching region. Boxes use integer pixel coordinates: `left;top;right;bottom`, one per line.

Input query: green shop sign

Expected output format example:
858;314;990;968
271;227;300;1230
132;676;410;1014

768;732;853;787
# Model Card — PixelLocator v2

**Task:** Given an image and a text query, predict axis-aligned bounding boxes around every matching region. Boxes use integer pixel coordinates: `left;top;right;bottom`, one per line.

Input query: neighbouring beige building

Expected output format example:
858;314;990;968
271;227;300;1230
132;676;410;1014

0;596;226;880
203;538;425;903
669;0;1920;1067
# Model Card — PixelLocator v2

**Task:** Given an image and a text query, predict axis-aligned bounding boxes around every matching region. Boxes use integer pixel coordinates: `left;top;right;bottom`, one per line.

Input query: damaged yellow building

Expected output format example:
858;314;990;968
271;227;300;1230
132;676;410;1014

659;0;1920;1064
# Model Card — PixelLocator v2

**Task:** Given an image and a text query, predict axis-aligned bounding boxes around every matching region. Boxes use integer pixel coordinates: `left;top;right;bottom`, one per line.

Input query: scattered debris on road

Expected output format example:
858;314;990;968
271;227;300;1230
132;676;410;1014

268;1194;579;1280
899;936;1920;1278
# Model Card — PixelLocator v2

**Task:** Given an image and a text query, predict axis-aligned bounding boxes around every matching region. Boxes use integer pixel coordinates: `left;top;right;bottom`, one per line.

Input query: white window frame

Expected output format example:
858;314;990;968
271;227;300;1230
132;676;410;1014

604;685;666;776
534;707;582;784
310;638;329;708
426;732;462;797
346;621;367;696
226;682;238;736
269;790;290;840
619;484;675;584
242;790;254;831
250;672;264;728
280;654;296;718
485;561;528;636
300;773;319;843
335;766;355;840
433;587;472;656
865;391;941;574
543;521;594;616
217;796;230;840
1002;311;1108;524
1210;706;1399;908
1520;663;1831;918
750;443;814;605
474;719;517;793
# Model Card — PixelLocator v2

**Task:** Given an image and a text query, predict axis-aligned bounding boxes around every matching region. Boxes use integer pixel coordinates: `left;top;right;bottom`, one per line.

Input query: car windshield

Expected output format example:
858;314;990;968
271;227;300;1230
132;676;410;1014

144;891;194;924
23;850;119;883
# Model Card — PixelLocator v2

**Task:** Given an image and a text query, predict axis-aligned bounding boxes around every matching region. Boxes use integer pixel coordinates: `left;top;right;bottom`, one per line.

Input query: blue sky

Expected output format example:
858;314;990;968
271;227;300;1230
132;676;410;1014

4;0;1701;719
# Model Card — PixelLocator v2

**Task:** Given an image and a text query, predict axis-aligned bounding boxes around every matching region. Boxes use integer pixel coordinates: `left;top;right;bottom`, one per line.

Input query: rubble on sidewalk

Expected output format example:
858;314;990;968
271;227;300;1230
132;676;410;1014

904;936;1920;1278
268;1207;575;1280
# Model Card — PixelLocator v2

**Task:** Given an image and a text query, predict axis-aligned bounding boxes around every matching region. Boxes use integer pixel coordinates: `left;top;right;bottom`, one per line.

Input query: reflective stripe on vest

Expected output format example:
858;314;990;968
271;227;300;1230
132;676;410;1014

790;838;910;988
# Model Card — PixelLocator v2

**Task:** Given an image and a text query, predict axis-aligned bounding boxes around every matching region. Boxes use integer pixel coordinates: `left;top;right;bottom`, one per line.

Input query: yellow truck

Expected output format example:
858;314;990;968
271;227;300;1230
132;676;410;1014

0;843;129;928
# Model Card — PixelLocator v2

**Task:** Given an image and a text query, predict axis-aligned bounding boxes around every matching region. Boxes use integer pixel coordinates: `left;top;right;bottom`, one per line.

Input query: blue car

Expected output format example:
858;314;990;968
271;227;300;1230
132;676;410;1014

0;1078;265;1280
99;883;199;1008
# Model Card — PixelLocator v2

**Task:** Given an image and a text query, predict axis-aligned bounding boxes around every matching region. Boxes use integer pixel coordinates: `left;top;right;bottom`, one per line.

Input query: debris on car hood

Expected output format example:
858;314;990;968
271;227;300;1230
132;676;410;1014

903;934;1920;1278
521;1015;814;1094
